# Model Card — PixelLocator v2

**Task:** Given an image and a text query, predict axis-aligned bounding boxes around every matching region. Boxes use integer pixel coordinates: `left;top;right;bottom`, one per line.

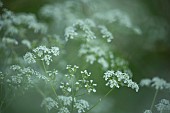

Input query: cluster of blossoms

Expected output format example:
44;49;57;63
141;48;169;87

79;42;109;70
60;82;72;93
24;46;60;65
140;77;170;90
98;25;114;42
155;99;170;112
65;19;96;41
103;70;139;92
144;110;152;113
7;65;48;89
79;70;97;93
93;9;142;34
41;97;58;111
60;65;97;94
41;96;89;113
74;99;89;113
0;9;47;35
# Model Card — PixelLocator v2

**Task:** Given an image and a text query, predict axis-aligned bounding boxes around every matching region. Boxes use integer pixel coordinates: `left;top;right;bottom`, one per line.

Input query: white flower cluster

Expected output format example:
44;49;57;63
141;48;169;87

155;99;170;112
79;42;109;70
7;65;48;89
2;37;18;45
65;27;78;41
23;52;36;64
66;65;79;77
58;95;73;106
60;82;72;93
46;69;58;79
41;97;58;111
74;99;89;113
94;9;141;34
104;70;139;92
98;25;114;42
144;110;152;113
58;107;70;113
61;65;97;94
140;77;170;90
79;70;97;93
65;19;96;41
24;46;60;65
0;9;47;36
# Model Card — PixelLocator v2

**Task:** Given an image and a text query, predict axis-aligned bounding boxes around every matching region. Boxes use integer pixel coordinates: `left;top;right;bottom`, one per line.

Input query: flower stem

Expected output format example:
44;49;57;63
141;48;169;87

85;88;114;113
150;89;158;111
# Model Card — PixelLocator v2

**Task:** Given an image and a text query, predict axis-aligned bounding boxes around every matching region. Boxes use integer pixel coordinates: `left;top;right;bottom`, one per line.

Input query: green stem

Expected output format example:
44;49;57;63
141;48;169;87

71;78;75;113
42;61;47;73
85;88;114;113
50;83;58;97
150;89;158;111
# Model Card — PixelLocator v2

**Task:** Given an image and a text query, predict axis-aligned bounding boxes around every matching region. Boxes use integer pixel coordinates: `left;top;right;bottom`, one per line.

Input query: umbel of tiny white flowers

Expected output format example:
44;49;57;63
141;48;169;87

24;46;60;65
140;77;170;90
155;99;170;112
103;70;139;92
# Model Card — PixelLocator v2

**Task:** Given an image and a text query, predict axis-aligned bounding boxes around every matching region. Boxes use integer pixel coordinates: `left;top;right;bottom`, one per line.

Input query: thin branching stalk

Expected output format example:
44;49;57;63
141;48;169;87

85;88;114;113
150;89;159;111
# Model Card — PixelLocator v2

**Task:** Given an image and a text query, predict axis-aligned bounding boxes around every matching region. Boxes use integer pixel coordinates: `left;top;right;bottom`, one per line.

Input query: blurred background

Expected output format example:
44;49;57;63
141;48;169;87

1;0;170;113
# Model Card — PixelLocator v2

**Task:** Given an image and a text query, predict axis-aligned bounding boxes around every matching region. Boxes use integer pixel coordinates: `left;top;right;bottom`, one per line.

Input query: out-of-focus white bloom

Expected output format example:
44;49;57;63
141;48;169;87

98;25;114;42
155;99;170;112
144;110;152;113
140;77;170;90
58;96;73;106
24;52;36;64
74;99;89;113
41;97;58;110
58;107;70;113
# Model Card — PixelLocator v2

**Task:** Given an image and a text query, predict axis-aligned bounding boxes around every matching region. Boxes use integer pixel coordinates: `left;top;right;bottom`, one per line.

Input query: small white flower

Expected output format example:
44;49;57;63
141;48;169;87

23;52;36;64
41;97;58;111
58;107;70;113
104;70;139;92
74;99;89;113
58;96;73;106
155;99;170;112
144;110;152;113
140;77;170;90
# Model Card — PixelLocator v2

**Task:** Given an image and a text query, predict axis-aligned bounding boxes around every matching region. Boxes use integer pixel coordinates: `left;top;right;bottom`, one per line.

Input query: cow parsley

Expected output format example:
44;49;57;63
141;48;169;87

104;70;139;92
140;77;170;90
41;97;58;111
58;107;70;113
144;110;152;113
98;25;114;42
58;96;73;106
155;99;170;112
24;46;60;65
74;99;89;113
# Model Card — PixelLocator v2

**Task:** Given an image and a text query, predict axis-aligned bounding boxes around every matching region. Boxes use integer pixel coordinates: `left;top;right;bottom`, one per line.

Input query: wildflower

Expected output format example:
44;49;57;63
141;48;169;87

23;52;36;64
74;99;89;113
104;70;139;92
65;26;78;41
155;99;170;112
98;25;114;42
140;77;170;90
144;110;152;113
58;107;70;113
58;96;73;106
41;97;58;110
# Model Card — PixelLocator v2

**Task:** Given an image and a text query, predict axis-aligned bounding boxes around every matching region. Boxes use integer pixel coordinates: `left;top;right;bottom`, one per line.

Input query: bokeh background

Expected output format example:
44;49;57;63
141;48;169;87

1;0;170;113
